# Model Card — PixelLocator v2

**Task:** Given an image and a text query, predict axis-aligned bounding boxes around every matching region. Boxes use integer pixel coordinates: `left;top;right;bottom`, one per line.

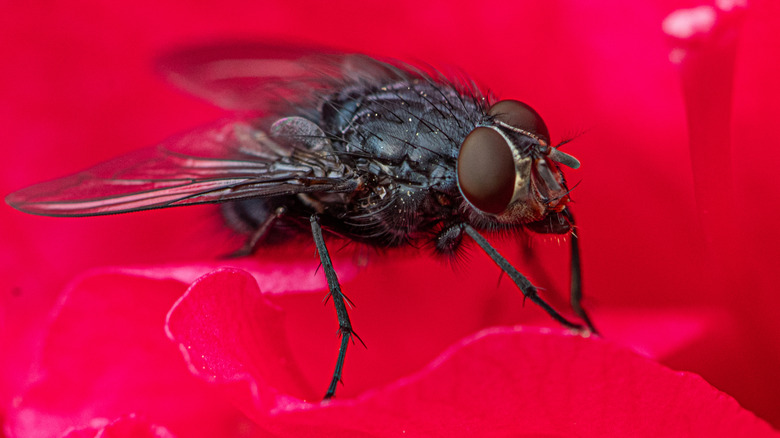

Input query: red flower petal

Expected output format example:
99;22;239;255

3;0;780;432
284;329;778;437
6;267;265;438
61;415;176;438
165;268;777;437
165;267;314;412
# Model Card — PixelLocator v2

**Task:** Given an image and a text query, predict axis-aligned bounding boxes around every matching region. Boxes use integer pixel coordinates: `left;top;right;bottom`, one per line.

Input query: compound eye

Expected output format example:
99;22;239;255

457;127;516;215
488;99;550;142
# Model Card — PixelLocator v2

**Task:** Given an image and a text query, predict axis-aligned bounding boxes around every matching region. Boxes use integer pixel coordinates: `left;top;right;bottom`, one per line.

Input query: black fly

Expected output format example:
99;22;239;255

5;43;597;399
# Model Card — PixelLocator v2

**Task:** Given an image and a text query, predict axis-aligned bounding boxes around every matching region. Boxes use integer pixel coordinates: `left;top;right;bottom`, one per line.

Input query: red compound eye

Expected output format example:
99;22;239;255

488;99;549;142
457;127;516;215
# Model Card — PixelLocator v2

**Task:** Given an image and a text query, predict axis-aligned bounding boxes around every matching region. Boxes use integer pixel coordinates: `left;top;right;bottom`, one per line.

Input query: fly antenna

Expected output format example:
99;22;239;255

547;147;580;169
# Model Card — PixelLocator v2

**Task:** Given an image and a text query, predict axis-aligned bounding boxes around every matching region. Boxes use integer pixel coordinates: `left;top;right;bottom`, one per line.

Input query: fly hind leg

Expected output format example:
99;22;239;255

309;214;364;399
225;205;287;257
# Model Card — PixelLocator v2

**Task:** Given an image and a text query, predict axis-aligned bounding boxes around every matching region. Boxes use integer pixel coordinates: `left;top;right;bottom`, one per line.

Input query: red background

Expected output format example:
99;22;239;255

2;0;779;431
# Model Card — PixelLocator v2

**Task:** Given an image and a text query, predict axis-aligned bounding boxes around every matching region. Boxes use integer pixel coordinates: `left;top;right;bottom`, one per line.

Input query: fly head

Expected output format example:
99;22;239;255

456;99;580;234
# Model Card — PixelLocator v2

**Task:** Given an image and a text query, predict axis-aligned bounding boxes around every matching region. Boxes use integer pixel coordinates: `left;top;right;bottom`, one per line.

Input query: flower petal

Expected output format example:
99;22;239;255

165;267;314;413
257;328;779;437
61;414;176;438
164;266;774;436
6;268;263;438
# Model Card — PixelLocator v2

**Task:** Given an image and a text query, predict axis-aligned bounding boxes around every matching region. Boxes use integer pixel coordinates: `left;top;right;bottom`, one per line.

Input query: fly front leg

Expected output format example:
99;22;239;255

461;224;584;331
562;209;598;335
310;214;364;399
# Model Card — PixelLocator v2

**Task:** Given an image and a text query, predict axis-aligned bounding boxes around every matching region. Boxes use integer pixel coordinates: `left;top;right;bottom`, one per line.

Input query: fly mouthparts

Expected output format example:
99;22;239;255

546;147;581;169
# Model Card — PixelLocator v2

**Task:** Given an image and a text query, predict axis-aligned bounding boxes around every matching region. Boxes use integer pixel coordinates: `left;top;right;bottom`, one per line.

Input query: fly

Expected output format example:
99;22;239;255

5;43;597;399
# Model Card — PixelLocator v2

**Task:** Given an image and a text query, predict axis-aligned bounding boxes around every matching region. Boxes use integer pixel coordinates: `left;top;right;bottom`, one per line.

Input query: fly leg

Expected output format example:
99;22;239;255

462;224;584;330
228;206;287;257
517;234;559;299
310;214;364;399
563;209;598;334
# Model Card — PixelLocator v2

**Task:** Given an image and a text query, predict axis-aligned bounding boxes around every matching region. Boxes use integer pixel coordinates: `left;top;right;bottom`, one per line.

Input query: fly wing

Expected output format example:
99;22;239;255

8;44;424;217
156;41;418;113
6;119;356;216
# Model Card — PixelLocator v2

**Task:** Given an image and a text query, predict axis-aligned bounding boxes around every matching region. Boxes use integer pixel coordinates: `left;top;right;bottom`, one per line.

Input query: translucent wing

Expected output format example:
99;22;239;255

157;41;417;113
8;44;444;217
6;119;356;216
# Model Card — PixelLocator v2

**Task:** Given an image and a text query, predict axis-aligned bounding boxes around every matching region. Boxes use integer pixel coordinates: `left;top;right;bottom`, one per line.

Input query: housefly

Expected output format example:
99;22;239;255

6;43;597;399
